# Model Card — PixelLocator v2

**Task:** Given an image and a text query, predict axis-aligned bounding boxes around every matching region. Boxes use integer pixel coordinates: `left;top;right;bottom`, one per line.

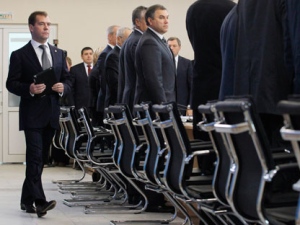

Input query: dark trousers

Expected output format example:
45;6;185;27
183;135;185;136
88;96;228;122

21;124;55;206
90;107;104;127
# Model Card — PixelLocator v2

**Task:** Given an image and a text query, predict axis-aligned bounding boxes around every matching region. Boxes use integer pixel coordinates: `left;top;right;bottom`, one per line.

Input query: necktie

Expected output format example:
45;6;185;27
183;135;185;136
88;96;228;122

39;45;51;70
162;37;167;45
87;65;91;75
162;37;173;57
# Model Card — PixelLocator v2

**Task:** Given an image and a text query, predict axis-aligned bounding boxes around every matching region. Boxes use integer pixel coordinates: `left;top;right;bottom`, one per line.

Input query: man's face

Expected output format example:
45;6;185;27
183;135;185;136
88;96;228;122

148;9;169;34
81;49;93;64
108;26;119;46
167;39;181;57
118;29;132;47
29;15;51;43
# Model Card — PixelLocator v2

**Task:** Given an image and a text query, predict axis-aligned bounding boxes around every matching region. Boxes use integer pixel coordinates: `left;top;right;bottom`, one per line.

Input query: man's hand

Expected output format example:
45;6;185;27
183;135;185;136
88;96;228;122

30;83;46;94
52;82;64;93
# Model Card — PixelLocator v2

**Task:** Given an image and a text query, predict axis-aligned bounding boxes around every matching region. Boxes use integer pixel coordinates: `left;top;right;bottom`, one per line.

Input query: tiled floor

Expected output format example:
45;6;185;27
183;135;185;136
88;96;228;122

0;164;184;225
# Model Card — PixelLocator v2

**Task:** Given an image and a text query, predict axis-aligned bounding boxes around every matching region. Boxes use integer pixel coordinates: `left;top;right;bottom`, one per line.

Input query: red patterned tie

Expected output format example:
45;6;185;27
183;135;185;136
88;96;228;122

87;65;91;75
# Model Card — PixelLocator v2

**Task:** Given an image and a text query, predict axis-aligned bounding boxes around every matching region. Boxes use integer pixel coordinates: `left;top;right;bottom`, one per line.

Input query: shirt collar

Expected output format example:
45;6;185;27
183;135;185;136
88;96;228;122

135;28;143;34
108;43;115;49
148;27;164;40
31;39;49;49
84;62;93;67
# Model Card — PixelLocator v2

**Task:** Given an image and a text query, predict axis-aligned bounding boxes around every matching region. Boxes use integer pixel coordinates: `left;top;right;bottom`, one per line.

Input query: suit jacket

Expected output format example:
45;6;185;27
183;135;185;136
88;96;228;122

119;29;142;111
96;45;113;112
105;46;120;107
6;41;71;130
176;56;192;107
286;0;300;94
219;5;238;100
134;28;176;105
70;62;90;109
88;63;100;108
186;0;235;109
118;42;126;103
232;0;293;114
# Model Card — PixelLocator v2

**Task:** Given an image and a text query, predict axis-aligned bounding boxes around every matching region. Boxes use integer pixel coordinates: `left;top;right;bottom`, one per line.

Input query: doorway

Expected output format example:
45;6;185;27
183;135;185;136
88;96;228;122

0;24;57;162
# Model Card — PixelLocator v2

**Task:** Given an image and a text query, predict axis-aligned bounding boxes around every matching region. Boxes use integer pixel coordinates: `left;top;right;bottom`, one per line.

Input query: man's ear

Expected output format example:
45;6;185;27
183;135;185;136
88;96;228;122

29;24;34;33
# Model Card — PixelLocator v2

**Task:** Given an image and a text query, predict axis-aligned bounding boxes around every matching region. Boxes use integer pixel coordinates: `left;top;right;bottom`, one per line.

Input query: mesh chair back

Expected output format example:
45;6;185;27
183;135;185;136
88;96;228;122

106;104;141;178
214;97;275;222
198;102;232;206
133;103;165;186
152;102;193;195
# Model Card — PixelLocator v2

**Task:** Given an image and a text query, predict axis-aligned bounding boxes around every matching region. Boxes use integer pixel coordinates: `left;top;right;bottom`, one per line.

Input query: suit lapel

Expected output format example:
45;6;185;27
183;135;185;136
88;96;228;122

49;44;61;81
147;29;172;58
23;42;42;71
49;44;57;67
80;63;88;76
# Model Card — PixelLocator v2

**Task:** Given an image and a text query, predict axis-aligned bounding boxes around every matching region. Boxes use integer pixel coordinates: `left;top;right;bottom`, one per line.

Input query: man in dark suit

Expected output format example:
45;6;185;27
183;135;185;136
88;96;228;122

186;0;235;140
186;0;235;176
118;6;148;112
92;25;119;126
135;4;176;105
134;4;176;212
70;47;93;110
167;37;192;112
6;11;71;217
220;0;293;148
105;27;132;107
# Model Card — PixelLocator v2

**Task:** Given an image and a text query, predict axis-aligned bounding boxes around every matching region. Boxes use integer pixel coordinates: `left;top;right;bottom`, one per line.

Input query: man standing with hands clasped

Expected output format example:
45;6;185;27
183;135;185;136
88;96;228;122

6;11;71;218
134;4;176;105
134;4;176;212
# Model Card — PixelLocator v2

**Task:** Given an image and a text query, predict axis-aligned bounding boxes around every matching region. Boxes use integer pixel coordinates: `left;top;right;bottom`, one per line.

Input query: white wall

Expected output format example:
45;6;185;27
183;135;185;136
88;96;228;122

0;0;238;64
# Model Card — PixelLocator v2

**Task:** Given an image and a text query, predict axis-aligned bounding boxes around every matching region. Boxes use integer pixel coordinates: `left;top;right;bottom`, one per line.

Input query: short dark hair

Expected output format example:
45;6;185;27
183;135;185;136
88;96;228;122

145;4;167;26
28;11;48;26
167;37;181;47
132;6;147;26
81;47;93;55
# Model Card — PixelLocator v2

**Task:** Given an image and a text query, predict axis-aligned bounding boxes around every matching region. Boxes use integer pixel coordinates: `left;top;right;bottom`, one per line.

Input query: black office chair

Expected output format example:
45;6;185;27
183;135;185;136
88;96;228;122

52;106;87;185
105;103;182;225
198;102;248;224
59;107;117;207
214;96;299;225
134;102;204;225
151;102;230;224
277;96;300;223
77;107;136;212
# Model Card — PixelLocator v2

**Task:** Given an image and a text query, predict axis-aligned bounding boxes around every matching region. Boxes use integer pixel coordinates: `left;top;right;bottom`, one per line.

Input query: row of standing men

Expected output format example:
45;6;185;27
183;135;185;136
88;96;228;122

67;6;193;130
64;4;194;213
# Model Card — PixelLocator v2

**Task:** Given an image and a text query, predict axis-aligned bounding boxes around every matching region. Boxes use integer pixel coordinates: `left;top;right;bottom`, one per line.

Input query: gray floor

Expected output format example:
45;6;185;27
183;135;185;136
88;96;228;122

0;164;185;225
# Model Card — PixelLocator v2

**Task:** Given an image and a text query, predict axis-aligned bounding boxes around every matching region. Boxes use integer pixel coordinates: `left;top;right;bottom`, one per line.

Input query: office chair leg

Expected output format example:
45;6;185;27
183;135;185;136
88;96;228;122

52;159;86;184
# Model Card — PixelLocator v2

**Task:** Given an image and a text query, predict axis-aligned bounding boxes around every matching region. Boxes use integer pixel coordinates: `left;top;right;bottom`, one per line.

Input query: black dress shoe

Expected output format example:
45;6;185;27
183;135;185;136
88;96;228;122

20;203;36;213
145;205;175;213
36;200;56;217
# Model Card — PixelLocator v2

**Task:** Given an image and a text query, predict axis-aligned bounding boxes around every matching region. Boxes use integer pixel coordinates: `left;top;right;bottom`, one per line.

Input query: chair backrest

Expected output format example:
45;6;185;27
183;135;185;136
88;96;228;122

278;96;300;170
59;106;91;163
214;97;274;223
77;107;114;165
133;103;166;187
104;107;121;166
106;104;143;179
53;107;70;149
198;102;233;206
151;102;195;196
70;107;84;135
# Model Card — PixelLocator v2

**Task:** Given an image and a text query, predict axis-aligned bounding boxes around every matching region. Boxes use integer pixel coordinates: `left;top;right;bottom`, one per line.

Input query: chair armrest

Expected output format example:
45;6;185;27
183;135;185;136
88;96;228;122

264;162;299;182
185;149;214;164
272;151;296;164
